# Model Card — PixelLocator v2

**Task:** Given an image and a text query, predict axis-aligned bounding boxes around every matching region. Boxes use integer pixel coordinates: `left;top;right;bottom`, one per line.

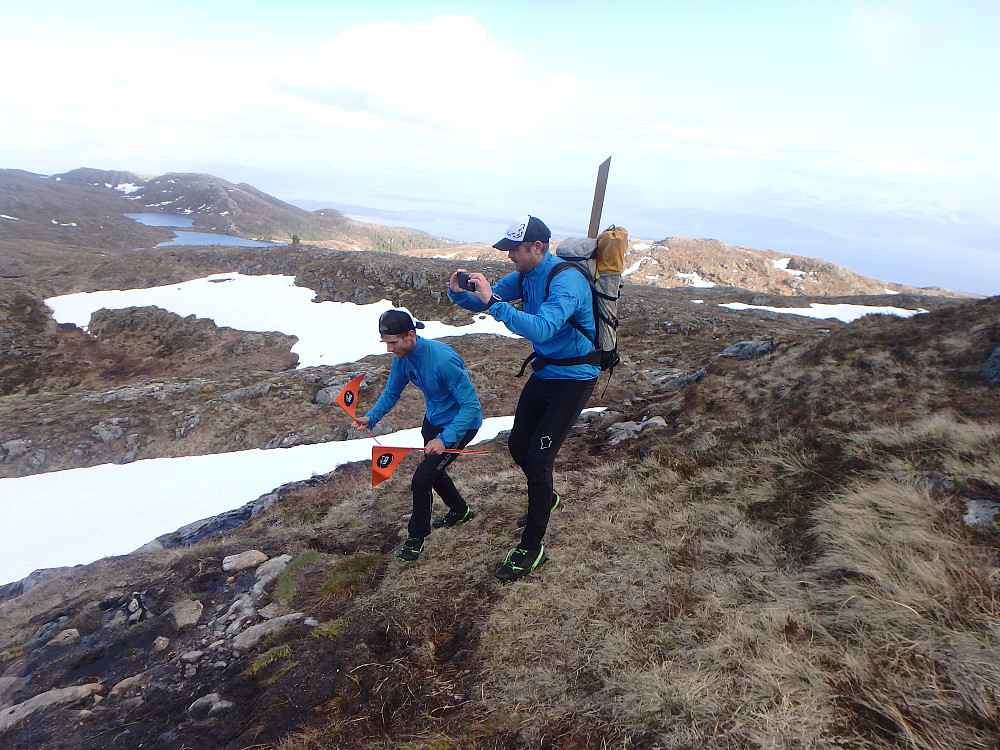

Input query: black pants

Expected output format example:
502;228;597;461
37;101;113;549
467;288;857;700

408;417;478;538
508;375;597;549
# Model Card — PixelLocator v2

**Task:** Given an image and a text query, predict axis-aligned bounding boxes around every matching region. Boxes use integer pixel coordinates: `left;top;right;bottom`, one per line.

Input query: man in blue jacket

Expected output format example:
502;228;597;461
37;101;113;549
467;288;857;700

353;309;483;562
448;216;598;582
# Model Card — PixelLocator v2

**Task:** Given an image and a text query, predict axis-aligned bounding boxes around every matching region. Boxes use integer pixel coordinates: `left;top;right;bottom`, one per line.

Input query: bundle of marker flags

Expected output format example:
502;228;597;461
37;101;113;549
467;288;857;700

333;374;489;487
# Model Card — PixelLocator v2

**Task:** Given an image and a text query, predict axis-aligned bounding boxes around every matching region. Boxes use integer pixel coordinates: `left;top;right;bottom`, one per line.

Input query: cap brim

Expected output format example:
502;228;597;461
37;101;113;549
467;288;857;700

493;238;521;252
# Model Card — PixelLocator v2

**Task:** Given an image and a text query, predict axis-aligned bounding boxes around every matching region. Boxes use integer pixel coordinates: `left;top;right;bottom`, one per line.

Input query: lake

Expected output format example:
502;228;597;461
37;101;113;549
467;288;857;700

153;232;282;248
125;213;283;248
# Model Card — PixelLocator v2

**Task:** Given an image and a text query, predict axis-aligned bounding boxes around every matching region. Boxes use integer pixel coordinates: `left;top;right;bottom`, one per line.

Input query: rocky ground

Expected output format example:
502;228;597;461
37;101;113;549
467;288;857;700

2;241;944;480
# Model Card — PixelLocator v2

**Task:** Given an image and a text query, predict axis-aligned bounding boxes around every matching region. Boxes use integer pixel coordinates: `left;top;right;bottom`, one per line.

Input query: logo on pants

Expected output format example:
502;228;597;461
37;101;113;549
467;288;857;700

539;436;552;450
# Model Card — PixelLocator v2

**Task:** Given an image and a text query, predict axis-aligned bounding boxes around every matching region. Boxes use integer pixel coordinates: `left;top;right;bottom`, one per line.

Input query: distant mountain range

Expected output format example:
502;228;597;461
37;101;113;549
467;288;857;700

295;187;1000;296
0;168;450;278
0;167;979;299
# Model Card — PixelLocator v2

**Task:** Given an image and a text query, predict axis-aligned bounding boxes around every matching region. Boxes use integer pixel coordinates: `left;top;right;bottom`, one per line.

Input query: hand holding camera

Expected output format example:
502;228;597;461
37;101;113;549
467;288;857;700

456;271;477;292
450;269;493;305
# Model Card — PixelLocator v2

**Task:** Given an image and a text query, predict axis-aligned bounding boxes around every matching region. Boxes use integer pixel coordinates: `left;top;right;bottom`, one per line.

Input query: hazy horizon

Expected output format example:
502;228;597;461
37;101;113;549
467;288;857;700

2;2;998;295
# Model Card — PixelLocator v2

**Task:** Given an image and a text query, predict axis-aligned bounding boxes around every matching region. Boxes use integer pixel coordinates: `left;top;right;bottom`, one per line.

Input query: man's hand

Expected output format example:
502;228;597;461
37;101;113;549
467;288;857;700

425;438;446;455
471;275;494;305
352;416;370;429
450;269;493;303
449;269;469;294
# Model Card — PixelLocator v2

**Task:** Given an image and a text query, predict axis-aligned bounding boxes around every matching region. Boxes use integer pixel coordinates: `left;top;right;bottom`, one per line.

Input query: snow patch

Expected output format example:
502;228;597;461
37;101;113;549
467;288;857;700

623;257;650;276
719;302;926;323
45;273;520;369
772;258;805;277
677;271;715;288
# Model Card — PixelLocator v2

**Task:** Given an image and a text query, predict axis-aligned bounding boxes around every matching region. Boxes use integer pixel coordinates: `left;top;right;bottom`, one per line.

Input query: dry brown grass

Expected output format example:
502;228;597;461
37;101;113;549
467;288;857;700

460;410;1000;748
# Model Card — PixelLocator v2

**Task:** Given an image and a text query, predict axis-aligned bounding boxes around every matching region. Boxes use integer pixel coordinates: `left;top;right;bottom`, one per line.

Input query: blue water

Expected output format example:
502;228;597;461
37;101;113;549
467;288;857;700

126;212;282;249
153;232;282;248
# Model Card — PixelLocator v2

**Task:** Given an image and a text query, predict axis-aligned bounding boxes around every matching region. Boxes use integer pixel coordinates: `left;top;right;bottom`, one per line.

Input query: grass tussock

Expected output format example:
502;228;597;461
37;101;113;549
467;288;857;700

810;474;1000;750
274;549;320;600
321;555;380;597
245;643;293;677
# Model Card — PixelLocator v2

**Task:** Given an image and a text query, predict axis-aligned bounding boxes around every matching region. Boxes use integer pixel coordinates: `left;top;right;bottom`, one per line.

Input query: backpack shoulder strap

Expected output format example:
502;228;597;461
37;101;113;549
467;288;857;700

545;262;596;343
544;261;587;295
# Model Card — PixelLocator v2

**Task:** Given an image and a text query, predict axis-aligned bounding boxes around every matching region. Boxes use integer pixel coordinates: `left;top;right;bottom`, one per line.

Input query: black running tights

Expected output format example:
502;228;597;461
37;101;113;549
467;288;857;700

507;375;597;550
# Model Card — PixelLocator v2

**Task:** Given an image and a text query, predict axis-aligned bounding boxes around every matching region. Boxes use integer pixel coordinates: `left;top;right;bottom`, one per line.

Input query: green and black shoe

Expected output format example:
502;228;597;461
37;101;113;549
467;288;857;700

516;493;562;528
396;536;424;562
493;545;548;583
432;506;475;529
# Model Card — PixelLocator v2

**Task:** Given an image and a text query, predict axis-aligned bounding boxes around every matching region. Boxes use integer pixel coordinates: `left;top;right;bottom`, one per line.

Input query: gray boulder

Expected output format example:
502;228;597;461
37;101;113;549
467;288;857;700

187;692;234;720
981;345;1000;385
719;340;775;360
0;683;103;732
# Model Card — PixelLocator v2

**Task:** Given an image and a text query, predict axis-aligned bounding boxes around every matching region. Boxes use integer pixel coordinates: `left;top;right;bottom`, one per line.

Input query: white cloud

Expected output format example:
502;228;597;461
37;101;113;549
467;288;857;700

271;15;579;138
847;1;937;70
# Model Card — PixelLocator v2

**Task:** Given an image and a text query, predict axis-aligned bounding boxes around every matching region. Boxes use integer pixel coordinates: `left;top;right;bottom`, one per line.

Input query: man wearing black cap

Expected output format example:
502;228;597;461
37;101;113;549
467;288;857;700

353;309;484;562
448;216;598;582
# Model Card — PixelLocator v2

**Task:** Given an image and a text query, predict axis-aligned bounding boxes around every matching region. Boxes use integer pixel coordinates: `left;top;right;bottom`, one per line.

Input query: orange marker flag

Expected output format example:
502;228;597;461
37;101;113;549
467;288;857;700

372;446;412;487
371;446;492;487
335;374;381;444
334;374;365;420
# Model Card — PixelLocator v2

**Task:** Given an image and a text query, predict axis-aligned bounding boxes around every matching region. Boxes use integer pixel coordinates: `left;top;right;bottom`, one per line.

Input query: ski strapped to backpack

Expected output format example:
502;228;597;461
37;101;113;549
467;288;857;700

516;224;626;378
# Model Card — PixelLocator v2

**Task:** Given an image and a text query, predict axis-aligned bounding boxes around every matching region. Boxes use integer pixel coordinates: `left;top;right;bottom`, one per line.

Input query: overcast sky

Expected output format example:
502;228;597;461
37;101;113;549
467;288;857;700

2;1;998;293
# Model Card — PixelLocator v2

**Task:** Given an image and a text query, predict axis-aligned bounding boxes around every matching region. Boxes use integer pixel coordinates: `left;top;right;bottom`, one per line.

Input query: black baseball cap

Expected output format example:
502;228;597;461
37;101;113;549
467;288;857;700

378;310;425;336
492;215;551;252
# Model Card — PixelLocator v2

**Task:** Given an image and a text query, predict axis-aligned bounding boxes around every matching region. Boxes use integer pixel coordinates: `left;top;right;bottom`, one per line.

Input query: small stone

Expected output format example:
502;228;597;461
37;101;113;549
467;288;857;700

222;550;268;572
167;599;204;631
47;629;80;647
151;636;170;653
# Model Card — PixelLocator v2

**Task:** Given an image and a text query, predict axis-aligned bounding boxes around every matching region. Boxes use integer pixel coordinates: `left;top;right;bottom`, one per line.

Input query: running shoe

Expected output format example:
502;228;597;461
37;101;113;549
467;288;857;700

493;545;548;582
432;506;475;529
396;536;424;562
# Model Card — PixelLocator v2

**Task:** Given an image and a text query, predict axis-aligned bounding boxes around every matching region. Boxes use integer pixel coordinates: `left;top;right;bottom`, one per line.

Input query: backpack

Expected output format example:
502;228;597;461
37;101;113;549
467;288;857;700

516;225;626;378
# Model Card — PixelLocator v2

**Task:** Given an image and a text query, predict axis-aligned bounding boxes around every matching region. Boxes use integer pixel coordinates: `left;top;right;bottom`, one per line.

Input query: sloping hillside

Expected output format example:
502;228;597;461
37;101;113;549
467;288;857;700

0;240;962;479
402;235;971;299
0;278;997;748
